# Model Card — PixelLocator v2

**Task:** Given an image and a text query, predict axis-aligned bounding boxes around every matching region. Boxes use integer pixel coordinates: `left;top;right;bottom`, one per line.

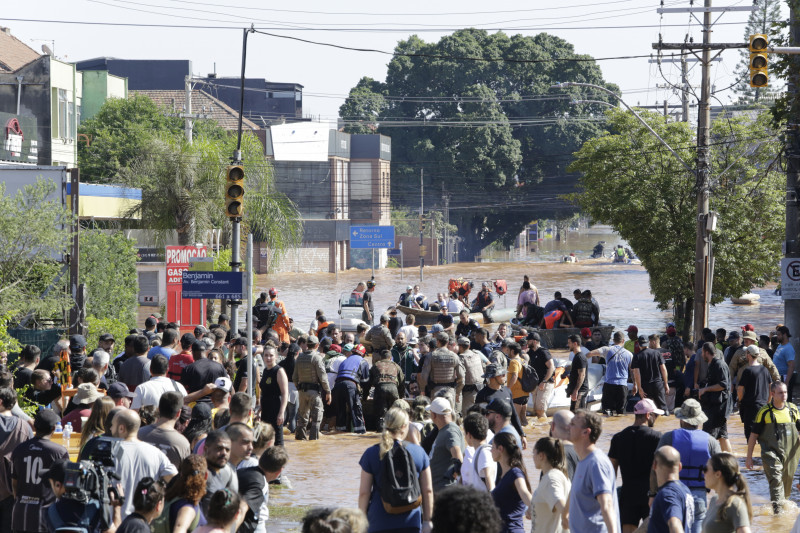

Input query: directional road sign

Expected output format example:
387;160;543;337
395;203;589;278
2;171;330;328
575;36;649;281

182;271;245;300
350;225;395;249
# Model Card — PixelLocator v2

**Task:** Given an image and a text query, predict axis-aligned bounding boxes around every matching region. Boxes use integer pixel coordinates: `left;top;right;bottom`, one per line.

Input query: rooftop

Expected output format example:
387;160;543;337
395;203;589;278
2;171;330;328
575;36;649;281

131;89;260;131
0;28;40;72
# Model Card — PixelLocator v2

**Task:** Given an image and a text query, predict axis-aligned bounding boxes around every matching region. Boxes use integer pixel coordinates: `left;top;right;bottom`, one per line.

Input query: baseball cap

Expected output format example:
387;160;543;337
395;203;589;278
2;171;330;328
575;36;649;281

745;345;760;357
580;328;592;339
626;325;638;333
634;398;664;415
179;405;192;423
406;285;413;290
218;313;230;322
527;331;541;342
482;364;506;379
145;316;157;328
327;344;342;354
486;398;513;418
342;343;355;352
727;330;741;340
637;335;647;345
666;326;677;335
69;335;87;351
426;397;452;415
214;376;232;391
98;333;115;342
742;324;755;332
34;409;61;433
106;382;135;399
457;336;471;346
231;336;248;346
777;325;792;337
431;324;444;333
307;335;319;345
269;287;278;297
192;402;212;420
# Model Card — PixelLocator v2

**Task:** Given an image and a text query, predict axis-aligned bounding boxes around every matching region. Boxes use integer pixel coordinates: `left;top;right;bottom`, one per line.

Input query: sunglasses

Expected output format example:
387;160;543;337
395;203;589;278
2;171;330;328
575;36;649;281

701;465;710;473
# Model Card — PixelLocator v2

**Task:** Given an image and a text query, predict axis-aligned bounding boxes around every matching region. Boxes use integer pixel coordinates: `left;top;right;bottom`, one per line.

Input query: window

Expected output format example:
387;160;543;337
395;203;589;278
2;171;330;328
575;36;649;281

57;89;71;139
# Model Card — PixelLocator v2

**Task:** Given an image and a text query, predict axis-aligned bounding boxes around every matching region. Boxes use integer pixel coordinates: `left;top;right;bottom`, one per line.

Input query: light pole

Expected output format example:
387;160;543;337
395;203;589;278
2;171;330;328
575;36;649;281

553;81;707;338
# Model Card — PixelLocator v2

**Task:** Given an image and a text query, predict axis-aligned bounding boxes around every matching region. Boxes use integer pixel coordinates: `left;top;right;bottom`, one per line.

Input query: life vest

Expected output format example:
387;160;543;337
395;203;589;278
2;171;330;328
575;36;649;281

572;300;595;326
337;355;364;381
350;291;364;305
461;350;485;386
431;348;459;386
544;310;564;329
494;280;507;295
317;321;333;338
672;428;712;489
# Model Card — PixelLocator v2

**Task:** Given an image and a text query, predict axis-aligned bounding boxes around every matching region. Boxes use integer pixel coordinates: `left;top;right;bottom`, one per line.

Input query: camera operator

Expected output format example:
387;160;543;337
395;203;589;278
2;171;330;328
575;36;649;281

43;460;123;533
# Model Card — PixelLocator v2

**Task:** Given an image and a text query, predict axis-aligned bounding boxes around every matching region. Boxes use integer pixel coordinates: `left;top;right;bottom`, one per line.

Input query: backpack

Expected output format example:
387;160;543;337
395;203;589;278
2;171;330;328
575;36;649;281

379;442;422;514
519;362;540;393
256;302;279;329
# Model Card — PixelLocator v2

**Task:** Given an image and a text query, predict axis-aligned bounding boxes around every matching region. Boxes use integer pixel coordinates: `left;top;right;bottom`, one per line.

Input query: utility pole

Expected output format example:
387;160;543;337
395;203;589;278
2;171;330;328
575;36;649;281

785;5;800;361
682;52;690;123
184;75;193;143
419;169;424;281
442;184;450;264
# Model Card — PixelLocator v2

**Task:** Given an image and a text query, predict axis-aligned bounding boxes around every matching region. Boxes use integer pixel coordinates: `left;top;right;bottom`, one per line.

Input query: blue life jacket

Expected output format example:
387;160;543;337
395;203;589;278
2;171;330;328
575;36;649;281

337;355;364;381
672;428;711;489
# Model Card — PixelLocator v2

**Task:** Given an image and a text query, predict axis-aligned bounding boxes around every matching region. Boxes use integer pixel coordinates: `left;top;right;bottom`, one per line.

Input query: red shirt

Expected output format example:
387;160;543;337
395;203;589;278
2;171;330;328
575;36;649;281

167;351;194;381
61;407;92;433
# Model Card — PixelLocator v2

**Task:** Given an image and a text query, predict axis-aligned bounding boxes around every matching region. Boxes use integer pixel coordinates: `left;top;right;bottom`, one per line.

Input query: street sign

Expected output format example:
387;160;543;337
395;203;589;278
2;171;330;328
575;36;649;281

166;245;207;332
182;271;245;300
781;258;800;300
350;225;395;249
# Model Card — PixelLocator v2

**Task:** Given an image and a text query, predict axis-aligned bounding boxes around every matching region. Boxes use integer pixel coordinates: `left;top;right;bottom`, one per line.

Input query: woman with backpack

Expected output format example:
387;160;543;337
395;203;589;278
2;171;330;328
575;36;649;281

358;407;434;533
152;454;207;533
491;431;533;533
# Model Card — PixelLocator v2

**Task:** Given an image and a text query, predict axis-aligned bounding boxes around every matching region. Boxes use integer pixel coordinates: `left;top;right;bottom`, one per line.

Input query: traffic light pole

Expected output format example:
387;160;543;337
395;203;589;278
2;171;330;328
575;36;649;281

785;5;800;369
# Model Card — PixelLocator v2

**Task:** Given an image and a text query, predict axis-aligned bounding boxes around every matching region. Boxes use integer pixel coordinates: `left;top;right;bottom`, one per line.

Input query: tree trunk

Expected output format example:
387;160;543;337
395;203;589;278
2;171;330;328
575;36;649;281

682;297;694;343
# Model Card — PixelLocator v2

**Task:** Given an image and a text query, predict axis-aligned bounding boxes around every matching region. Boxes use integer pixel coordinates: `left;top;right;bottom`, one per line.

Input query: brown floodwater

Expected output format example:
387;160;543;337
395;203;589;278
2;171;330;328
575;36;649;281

259;246;792;532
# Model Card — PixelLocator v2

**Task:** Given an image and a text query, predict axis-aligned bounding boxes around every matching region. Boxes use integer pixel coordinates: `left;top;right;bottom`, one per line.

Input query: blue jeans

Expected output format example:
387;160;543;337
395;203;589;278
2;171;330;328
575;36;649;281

690;487;707;533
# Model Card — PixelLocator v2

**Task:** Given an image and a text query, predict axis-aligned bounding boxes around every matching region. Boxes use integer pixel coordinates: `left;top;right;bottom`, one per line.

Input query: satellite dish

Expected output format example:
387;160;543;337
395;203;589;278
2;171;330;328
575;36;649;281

41;44;53;56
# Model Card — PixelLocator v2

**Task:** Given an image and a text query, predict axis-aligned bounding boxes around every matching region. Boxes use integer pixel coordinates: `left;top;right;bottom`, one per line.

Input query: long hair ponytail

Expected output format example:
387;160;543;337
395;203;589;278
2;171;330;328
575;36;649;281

534;437;566;475
493;432;531;491
379;407;409;459
710;453;753;522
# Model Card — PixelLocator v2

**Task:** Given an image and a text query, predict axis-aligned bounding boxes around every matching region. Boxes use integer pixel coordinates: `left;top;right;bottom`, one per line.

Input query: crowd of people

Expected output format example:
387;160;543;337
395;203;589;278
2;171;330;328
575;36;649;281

0;278;799;533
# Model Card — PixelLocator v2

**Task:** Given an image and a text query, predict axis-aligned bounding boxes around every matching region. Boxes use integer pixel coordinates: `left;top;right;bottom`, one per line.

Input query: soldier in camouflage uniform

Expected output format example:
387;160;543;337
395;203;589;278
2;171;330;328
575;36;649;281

420;332;465;413
365;349;404;429
292;334;331;440
456;336;485;417
365;314;395;355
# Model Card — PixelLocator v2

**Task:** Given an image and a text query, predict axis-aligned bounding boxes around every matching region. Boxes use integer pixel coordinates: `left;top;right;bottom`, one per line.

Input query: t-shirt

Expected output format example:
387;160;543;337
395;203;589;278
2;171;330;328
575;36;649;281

167;351;194;381
132;376;188;410
436;314;454;329
738;365;772;410
564;443;579;481
13;366;33;390
495;425;523;450
774;342;796;377
359;441;429;533
237;466;269;533
568;352;589;395
201;464;239;519
60;407;92;433
116;513;151;533
116;440;177;517
648;480;694;533
751;402;799;437
532;468;571;533
11;437;70;532
508;357;525;399
702;495;750;533
455;319;479;339
608;425;662;501
399;325;419;345
118;355;151;391
461;444;494;491
363;291;374;316
569;449;618;533
147;345;176;361
530;348;554;384
429;422;465;492
632;349;665;383
138;425;190;469
704;358;730;408
492;467;527;533
597;345;632;386
182;359;227;401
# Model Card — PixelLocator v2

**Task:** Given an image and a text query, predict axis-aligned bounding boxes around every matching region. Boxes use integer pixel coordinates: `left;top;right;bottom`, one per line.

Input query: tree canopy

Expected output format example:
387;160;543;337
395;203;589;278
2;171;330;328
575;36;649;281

569;108;783;330
339;29;617;259
732;0;784;105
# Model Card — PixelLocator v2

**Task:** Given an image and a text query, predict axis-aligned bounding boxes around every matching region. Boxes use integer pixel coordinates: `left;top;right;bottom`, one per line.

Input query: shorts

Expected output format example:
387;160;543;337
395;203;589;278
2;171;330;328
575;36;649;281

513;395;529;405
619;496;650;526
703;418;728;440
531;382;555;413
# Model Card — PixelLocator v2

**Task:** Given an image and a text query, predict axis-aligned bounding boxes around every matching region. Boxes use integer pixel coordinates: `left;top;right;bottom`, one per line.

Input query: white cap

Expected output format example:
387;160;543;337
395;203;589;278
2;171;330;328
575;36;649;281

426;397;452;415
214;376;232;391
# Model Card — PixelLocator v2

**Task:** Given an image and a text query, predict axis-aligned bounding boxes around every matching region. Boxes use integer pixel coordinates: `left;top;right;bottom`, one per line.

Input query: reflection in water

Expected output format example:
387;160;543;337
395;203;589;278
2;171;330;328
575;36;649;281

272;413;797;532
260;229;789;531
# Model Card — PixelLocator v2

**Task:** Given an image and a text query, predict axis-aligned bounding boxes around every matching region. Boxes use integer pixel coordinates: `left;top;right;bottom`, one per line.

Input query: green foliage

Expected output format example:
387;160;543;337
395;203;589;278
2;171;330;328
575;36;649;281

732;0;785;105
340;29;616;259
85;315;130;354
0;179;74;321
569;108;783;316
79;229;138;328
213;248;233;271
0;312;22;354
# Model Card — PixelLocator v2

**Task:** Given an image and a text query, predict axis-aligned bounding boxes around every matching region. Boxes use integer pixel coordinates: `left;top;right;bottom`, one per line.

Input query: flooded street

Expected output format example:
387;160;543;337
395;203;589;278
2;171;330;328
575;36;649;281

257;229;790;532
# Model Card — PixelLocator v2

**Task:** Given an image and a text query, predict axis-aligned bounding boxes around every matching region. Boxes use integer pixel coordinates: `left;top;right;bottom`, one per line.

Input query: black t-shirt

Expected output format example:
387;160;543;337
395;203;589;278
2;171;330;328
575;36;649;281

455;319;479;339
26;382;61;407
36;356;59;373
437;314;454;329
530;348;554;383
237;466;266;533
739;365;771;410
607;425;663;500
116;513;151;533
632;349;665;383
182;358;227;399
11;437;70;532
233;356;251;392
14;367;33;390
388;316;403;338
704;358;730;406
563;443;579;480
363;291;374;314
568;352;589;394
475;385;525;436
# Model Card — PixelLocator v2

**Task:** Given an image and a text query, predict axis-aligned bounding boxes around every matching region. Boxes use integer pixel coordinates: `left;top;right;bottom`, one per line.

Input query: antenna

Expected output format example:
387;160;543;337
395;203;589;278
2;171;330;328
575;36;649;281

41;44;53;56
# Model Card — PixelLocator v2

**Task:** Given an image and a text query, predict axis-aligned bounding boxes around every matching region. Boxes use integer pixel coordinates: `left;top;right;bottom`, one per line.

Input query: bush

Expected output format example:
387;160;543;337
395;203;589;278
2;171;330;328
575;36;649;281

80;230;138;329
85;315;130;354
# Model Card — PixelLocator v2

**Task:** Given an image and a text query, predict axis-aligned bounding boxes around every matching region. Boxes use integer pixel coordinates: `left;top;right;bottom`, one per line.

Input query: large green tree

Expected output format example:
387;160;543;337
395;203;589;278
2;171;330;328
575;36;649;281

340;29;617;259
569;108;783;331
79;229;138;328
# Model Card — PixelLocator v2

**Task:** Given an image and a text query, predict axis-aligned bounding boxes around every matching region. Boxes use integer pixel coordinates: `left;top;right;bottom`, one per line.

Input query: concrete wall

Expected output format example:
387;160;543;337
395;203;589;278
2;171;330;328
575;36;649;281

0;57;52;165
397;236;439;266
50;59;80;167
81;71;127;120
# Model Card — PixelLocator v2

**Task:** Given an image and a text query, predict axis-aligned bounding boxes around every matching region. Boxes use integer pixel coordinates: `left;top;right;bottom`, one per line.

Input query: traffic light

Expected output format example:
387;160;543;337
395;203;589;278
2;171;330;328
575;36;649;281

749;34;769;88
419;216;427;233
225;165;244;218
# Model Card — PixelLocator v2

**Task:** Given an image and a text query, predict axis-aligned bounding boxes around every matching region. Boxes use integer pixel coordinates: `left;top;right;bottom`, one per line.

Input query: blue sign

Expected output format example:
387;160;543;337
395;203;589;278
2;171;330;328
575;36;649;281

182;271;244;299
350;225;395;249
387;248;401;257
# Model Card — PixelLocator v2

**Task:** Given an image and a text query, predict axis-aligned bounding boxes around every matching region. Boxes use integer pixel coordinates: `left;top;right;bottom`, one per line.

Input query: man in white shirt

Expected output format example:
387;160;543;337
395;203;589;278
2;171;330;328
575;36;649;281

132;354;210;410
399;314;420;345
460;412;495;491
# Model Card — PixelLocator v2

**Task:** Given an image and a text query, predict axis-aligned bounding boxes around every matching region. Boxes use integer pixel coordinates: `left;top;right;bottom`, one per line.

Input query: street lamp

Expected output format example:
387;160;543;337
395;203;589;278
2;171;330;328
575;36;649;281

553;81;708;339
